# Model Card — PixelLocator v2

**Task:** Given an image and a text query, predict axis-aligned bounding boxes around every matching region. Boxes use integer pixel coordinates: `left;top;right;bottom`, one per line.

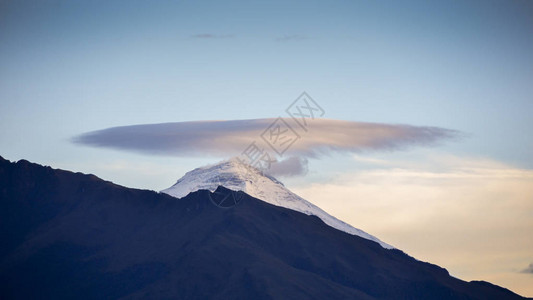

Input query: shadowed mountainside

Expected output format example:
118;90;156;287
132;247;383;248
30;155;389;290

0;156;528;299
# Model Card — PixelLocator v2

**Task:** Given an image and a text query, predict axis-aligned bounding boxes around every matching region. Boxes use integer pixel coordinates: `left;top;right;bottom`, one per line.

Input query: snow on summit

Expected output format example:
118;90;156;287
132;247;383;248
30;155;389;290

161;158;394;249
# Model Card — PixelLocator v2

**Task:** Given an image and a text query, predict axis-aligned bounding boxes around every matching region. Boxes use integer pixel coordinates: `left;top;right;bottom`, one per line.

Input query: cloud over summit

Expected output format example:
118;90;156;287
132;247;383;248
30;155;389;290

73;118;459;159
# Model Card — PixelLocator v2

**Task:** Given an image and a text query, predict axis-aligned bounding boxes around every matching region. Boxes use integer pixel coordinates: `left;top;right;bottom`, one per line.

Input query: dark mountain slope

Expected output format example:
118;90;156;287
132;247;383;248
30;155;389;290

0;156;527;299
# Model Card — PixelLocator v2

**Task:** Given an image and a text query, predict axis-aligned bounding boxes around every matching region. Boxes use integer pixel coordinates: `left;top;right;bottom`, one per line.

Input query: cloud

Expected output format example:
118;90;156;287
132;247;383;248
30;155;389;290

72;118;459;159
275;34;308;42
268;156;308;177
190;33;234;39
521;263;533;274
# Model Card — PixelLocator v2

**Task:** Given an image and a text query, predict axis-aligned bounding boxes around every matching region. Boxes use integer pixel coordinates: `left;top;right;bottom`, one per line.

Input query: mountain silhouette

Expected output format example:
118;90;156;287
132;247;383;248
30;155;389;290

0;156;527;299
162;158;393;248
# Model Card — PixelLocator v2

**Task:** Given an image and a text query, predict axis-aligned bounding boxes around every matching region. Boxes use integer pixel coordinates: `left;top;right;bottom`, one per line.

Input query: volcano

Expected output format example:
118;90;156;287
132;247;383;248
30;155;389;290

161;158;392;249
0;156;527;299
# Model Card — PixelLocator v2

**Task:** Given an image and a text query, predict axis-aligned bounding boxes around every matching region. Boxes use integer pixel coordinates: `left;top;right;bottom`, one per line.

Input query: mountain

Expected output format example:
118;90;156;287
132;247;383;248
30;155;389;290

162;158;393;249
0;156;528;299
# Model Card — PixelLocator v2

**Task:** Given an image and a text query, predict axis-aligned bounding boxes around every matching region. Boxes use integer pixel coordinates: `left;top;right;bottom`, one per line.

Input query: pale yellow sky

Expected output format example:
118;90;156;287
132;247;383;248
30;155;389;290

292;154;533;297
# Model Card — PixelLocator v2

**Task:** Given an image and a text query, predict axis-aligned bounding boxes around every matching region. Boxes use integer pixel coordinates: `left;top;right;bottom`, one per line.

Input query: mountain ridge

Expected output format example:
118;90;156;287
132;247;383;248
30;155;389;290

162;158;393;249
0;155;528;299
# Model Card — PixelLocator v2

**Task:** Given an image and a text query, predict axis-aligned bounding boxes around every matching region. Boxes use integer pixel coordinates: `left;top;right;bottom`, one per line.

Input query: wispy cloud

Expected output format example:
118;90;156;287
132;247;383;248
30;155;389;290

190;33;234;39
268;156;308;177
275;34;308;42
72;118;459;158
521;263;533;274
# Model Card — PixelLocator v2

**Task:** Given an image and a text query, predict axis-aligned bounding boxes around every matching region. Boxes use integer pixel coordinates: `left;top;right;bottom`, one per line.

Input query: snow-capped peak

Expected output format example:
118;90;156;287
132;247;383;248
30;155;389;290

161;158;394;249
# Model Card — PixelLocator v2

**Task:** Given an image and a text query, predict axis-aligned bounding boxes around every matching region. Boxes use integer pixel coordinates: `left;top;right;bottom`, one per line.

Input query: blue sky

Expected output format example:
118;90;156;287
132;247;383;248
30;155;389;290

1;0;533;295
1;0;532;172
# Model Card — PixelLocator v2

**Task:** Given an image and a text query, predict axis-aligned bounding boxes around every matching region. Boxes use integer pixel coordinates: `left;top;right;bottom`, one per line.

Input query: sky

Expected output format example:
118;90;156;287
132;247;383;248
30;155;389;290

1;0;532;296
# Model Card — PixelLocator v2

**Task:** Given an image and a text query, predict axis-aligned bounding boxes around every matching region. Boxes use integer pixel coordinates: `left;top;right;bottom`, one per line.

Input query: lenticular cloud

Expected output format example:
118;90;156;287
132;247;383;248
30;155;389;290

72;118;459;158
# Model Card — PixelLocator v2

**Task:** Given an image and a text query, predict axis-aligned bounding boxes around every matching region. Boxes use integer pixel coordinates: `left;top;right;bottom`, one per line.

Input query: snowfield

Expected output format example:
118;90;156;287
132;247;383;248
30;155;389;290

162;158;394;249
